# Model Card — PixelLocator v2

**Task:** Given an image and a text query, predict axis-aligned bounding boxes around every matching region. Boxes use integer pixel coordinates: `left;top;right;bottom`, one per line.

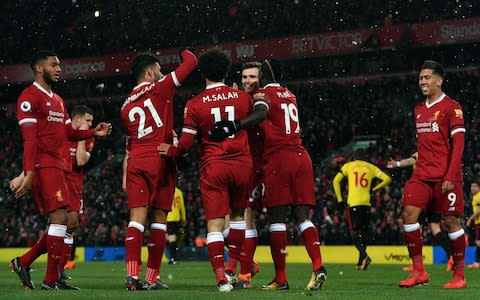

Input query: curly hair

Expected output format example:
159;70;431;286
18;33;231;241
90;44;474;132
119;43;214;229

198;49;231;82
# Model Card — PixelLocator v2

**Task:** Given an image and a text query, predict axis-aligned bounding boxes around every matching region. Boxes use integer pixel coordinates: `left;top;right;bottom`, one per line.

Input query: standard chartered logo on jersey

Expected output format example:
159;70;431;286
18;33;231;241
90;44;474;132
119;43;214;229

416;121;439;133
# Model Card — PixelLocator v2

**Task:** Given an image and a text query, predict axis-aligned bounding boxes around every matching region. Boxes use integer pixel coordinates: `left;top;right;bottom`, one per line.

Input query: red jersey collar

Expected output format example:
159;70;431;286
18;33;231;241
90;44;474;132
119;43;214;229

206;82;226;89
33;81;53;98
425;93;446;108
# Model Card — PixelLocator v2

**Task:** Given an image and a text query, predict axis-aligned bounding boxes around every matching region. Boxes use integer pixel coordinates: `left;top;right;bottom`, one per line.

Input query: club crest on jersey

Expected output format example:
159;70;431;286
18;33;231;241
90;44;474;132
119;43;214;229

55;190;63;202
184;107;188;118
432;110;440;121
20;101;32;112
454;109;463;118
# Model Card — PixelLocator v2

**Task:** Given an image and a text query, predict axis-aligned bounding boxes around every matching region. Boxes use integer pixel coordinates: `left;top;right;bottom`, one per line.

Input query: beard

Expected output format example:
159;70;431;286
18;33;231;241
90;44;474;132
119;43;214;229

43;72;57;85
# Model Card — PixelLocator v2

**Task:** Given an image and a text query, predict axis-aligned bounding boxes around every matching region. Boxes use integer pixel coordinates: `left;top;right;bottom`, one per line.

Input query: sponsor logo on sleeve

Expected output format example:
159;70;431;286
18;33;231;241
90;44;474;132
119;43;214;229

454;109;463;118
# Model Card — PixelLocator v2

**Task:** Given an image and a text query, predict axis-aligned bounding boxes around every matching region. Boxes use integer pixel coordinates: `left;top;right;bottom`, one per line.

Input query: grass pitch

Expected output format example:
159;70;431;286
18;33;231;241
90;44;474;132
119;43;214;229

1;261;478;300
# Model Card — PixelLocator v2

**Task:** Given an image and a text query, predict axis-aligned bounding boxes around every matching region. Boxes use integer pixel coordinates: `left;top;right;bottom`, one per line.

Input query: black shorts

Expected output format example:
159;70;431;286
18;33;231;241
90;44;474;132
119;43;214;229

346;205;370;231
167;221;180;235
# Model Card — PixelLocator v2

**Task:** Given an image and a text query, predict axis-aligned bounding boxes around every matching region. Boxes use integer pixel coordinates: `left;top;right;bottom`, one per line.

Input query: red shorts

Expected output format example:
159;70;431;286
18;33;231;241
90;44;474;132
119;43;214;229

200;160;253;220
262;149;316;208
32;167;69;215
126;156;176;211
403;178;464;216
64;173;81;213
248;169;263;210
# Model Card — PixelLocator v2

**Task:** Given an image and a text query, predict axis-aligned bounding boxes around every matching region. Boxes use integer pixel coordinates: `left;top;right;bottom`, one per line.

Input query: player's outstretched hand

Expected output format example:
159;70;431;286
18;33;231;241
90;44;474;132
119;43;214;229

209;120;240;142
386;158;396;168
94;122;112;136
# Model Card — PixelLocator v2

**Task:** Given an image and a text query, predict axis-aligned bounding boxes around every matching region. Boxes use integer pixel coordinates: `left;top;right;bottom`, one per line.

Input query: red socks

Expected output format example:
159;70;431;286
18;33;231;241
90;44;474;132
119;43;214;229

20;232;47;267
240;229;258;275
44;224;67;284
59;233;73;273
299;220;323;271
125;221;144;278
269;223;287;283
207;232;226;284
403;223;424;272
145;223;167;284
449;229;466;278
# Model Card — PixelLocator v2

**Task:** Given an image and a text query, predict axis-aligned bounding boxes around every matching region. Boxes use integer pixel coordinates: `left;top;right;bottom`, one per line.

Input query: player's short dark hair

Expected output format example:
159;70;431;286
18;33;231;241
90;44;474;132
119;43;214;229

30;50;57;72
71;105;94;118
132;54;160;81
421;60;445;79
198;49;231;82
241;61;261;71
259;59;283;84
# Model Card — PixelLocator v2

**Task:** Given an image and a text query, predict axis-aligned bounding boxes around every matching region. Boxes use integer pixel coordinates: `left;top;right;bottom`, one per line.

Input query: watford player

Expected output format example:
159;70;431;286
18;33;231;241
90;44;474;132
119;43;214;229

333;150;392;270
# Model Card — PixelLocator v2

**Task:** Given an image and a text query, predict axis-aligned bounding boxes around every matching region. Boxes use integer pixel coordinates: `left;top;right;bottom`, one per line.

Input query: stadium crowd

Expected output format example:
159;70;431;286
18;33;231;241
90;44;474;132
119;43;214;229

1;69;479;249
1;0;478;64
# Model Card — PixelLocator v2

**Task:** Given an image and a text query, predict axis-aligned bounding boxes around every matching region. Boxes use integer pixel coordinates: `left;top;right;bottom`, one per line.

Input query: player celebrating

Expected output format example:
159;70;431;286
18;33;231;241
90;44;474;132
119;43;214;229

159;49;255;292
224;61;263;289
59;105;95;280
333;150;392;270
388;153;455;272
210;59;327;291
10;51;111;290
399;60;467;289
120;49;197;291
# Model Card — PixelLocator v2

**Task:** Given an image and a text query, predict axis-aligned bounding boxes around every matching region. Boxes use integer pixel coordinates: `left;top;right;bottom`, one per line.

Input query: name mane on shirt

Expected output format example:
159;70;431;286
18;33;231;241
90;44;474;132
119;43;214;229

121;83;155;110
202;91;239;103
276;90;293;98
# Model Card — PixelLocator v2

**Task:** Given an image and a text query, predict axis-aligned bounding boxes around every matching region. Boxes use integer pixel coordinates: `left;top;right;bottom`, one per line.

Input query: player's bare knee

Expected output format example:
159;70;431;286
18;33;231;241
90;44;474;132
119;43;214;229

402;206;421;224
152;208;167;224
49;208;68;224
230;208;245;220
268;205;288;223
294;205;310;222
442;215;461;232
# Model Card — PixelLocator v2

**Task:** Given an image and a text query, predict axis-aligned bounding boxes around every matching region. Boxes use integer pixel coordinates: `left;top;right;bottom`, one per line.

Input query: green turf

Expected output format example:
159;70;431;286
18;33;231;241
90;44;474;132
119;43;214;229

1;261;478;300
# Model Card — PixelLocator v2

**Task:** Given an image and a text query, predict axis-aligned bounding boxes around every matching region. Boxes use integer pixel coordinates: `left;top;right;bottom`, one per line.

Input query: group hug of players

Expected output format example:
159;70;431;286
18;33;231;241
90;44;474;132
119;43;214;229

9;47;473;292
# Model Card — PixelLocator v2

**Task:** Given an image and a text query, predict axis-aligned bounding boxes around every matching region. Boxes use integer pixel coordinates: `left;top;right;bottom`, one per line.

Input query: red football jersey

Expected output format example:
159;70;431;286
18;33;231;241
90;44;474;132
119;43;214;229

17;82;70;170
182;83;253;166
412;94;465;181
68;138;95;191
120;74;179;158
253;83;305;155
247;126;264;171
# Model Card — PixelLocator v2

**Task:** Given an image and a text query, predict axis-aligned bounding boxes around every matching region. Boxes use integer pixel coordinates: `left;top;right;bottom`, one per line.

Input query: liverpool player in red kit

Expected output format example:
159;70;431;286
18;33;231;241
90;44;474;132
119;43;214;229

224;61;263;289
10;51;111;290
209;59;326;291
120;49;197;291
399;60;467;288
59;105;95;281
159;49;257;292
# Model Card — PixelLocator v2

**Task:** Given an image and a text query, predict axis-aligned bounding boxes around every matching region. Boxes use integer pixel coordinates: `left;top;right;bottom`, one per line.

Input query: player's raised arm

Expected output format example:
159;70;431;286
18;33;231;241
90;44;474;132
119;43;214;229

173;48;198;84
